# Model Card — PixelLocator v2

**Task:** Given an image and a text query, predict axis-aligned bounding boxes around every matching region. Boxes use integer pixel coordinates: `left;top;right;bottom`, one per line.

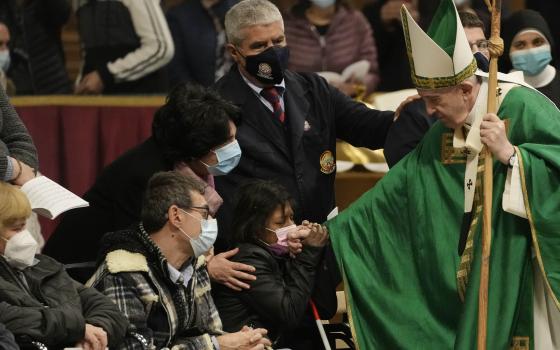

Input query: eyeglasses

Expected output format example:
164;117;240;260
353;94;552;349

470;39;489;51
187;206;210;220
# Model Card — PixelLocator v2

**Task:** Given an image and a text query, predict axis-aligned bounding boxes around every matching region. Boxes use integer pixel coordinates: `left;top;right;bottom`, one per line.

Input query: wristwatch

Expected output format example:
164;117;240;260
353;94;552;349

508;151;517;168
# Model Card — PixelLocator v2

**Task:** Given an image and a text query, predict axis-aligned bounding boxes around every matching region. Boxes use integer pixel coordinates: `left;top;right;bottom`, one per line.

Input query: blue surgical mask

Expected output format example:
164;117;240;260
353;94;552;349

510;45;552;76
310;0;335;9
202;140;242;176
177;208;218;257
0;50;10;72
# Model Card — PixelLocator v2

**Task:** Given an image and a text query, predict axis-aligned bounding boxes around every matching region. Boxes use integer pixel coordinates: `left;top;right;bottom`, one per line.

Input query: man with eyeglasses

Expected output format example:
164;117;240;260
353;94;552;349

384;11;491;168
88;171;272;350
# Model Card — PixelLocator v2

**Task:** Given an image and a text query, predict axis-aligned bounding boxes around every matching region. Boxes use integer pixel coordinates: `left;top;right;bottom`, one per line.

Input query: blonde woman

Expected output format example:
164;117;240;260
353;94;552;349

0;182;127;349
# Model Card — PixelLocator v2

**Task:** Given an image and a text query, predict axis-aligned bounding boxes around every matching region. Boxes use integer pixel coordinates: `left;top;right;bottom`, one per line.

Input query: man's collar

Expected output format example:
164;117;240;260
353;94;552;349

239;67;285;95
167;260;194;285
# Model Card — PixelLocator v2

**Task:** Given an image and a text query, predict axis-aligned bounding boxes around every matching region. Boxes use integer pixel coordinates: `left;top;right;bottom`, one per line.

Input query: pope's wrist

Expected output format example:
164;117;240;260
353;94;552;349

499;145;515;165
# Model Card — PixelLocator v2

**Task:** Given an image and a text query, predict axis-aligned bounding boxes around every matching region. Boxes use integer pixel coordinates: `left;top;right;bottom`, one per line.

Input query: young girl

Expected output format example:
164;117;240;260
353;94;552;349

212;179;338;349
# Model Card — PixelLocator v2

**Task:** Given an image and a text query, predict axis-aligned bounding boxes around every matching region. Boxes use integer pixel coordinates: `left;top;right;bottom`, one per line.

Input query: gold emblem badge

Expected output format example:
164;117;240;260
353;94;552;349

258;63;272;78
320;150;336;174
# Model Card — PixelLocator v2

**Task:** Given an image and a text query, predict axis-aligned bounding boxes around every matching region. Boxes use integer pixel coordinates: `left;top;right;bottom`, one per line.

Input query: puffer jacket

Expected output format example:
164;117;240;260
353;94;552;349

212;241;339;349
0;254;128;348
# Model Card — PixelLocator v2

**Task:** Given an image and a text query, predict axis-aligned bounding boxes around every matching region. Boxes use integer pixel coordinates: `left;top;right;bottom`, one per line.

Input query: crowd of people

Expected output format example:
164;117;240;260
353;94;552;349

0;0;558;102
0;0;559;349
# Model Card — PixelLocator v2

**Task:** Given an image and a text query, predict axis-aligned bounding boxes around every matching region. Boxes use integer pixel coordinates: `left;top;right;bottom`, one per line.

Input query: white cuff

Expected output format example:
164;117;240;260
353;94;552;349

502;150;527;218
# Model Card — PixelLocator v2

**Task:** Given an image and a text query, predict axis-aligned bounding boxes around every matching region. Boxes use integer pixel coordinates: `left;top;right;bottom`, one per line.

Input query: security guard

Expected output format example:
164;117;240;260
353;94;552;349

214;0;395;251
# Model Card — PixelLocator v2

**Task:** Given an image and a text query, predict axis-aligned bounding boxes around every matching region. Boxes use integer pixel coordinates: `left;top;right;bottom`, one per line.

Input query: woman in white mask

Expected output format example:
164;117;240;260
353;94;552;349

502;10;560;107
283;0;380;96
0;182;128;349
212;180;338;350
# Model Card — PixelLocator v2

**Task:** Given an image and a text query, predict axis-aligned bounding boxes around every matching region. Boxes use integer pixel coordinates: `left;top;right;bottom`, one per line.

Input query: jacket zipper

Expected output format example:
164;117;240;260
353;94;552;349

309;24;327;71
0;261;45;306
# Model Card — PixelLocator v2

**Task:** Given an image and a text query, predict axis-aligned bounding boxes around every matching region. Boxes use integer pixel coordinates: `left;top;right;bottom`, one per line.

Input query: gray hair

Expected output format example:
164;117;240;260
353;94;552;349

141;171;206;233
225;0;283;46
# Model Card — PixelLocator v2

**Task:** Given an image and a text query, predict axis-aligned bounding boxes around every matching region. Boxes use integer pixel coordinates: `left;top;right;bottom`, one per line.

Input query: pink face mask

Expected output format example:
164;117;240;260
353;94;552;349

266;224;297;247
262;224;297;257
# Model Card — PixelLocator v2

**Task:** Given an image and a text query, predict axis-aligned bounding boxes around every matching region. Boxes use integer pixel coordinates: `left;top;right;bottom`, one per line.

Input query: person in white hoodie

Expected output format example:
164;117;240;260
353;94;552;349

74;0;175;94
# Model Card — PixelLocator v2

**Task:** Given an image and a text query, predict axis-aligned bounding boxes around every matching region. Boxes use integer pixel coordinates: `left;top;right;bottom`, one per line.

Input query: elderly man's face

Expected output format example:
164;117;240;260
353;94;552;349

419;82;475;129
230;20;286;62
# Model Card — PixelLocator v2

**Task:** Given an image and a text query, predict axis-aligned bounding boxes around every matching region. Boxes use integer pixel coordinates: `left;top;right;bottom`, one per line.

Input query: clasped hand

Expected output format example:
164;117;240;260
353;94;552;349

480;113;514;164
287;220;329;256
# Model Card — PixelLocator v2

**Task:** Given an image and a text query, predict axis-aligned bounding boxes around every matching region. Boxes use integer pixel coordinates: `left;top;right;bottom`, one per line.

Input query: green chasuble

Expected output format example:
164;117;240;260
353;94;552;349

326;85;560;349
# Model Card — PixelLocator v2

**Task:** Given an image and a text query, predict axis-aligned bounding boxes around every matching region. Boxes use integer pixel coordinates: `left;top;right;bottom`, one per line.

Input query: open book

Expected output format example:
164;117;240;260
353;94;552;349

317;60;371;84
20;176;89;219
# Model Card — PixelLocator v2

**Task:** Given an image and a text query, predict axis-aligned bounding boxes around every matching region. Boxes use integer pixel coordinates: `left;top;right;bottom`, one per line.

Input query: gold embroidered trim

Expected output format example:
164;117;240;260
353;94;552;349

341;265;360;350
517;147;560;310
510;336;530;350
413;60;478;90
401;7;478;90
456;155;484;301
441;133;467;164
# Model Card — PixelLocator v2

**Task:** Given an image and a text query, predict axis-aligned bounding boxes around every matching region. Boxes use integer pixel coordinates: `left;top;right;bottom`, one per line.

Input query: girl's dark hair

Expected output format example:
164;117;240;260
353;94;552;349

152;83;241;164
231;180;294;244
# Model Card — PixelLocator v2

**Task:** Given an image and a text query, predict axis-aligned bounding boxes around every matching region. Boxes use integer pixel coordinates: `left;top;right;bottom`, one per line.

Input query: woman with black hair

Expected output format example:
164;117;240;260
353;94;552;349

44;84;255;289
212;179;337;350
501;10;560;107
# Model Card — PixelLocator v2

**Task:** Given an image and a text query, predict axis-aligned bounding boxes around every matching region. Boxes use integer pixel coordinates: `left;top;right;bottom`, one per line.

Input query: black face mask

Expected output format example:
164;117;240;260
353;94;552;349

242;46;290;85
474;51;489;73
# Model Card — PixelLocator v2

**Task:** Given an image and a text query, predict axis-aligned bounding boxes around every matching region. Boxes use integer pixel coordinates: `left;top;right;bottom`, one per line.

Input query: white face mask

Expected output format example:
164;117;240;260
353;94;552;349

0;50;10;72
176;208;218;257
1;230;38;270
310;0;335;9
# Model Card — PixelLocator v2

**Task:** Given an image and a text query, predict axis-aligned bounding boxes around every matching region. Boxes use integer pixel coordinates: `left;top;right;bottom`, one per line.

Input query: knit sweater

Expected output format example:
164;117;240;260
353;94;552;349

284;7;379;93
0;86;38;180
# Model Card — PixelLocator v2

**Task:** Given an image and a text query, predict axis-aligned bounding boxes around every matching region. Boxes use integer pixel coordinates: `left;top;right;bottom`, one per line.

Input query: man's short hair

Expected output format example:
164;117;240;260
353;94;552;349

225;0;283;46
141;171;206;233
459;11;485;31
151;84;240;164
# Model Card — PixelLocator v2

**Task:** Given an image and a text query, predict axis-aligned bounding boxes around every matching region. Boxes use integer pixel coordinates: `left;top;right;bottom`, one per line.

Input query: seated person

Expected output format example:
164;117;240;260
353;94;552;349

88;171;271;349
0;182;127;349
284;0;379;96
212;180;337;349
45;84;255;290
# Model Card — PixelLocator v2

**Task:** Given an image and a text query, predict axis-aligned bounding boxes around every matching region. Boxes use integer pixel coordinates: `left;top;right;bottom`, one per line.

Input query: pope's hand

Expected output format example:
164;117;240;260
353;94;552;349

480;113;514;164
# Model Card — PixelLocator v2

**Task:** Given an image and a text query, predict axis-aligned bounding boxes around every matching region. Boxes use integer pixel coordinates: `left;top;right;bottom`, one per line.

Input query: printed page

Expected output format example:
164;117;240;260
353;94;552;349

316;71;343;84
341;60;370;82
21;176;89;219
